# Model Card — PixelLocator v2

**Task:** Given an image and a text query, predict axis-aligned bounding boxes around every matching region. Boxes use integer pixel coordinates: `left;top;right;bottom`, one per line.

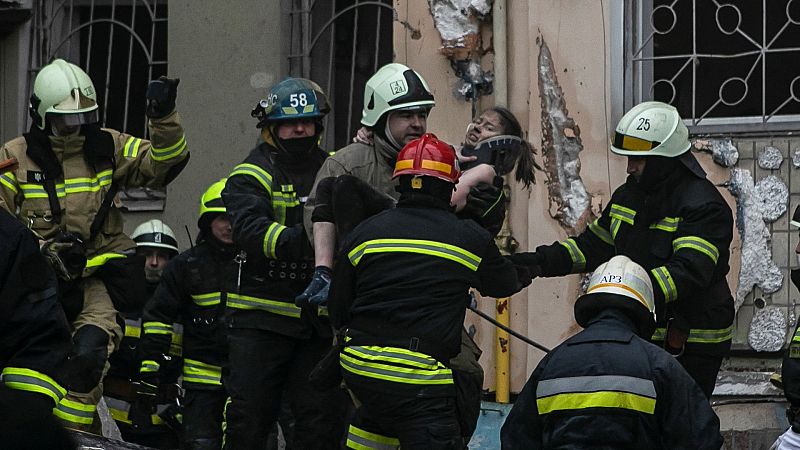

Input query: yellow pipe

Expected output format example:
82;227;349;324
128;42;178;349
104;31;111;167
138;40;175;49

495;297;511;403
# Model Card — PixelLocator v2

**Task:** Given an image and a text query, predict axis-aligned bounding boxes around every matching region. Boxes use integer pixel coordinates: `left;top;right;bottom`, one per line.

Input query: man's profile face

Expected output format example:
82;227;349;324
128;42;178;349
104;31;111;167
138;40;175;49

211;214;234;244
626;156;647;182
138;247;172;282
276;118;316;139
387;109;428;146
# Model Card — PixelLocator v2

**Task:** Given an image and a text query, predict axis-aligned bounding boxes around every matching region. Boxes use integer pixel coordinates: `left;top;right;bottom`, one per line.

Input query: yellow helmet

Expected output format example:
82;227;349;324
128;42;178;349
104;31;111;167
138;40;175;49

199;179;227;221
30;59;99;130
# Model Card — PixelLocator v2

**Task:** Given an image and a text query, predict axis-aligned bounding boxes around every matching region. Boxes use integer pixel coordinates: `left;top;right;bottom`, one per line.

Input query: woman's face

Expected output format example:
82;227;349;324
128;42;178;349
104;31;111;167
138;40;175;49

465;110;504;147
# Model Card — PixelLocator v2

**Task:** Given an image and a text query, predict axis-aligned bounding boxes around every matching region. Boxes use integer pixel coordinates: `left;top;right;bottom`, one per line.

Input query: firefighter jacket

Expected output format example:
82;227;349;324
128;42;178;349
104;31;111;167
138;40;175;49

222;142;329;337
329;198;526;398
0;111;188;267
0;208;72;408
500;309;723;450
533;171;734;355
138;237;234;390
303;138;399;240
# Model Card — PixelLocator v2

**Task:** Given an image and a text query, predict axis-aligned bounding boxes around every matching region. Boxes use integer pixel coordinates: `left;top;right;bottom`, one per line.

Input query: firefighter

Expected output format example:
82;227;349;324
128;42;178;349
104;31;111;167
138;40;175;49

134;180;234;450
328;133;531;449
221;78;348;449
511;101;734;398
0;59;188;431
103;219;181;448
0;207;74;449
773;206;800;448
500;255;723;449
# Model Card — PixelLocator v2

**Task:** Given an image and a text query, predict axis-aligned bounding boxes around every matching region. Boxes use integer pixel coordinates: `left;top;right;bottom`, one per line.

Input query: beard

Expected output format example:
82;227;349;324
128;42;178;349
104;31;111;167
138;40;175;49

144;267;163;283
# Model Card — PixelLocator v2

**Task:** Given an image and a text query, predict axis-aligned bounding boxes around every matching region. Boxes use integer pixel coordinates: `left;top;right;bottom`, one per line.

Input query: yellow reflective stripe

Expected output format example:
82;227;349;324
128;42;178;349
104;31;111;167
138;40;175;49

345;346;441;370
340;347;453;385
230;163;273;193
20;183;66;198
609;204;636;225
651;326;733;344
170;330;183;357
140;359;160;373
347;424;400;450
537;390;656;414
106;399;165;426
0;172;18;193
227;293;302;318
191;292;222;306
183;358;223;385
610;218;622;240
124;318;141;339
348;239;481;271
143;321;173;335
123;137;142;159
588;218;614;246
63;169;113;193
150;134;187;161
650;216;681;232
263;222;287;258
673;236;719;264
54;397;96;425
559;238;586;272
421;159;453;174
282;106;299;115
1;367;66;404
85;252;126;268
650;266;677;303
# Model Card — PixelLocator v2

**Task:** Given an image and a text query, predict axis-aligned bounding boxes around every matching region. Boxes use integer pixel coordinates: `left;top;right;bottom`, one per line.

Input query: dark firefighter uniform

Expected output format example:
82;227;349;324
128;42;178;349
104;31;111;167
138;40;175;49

0;208;74;448
137;180;235;450
776;206;800;445
329;134;529;449
221;78;348;449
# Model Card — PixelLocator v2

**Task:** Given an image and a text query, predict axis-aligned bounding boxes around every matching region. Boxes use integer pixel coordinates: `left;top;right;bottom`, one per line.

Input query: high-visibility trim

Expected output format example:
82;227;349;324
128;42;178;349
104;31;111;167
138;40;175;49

263;222;287;258
650;266;677;303
673;236;719;264
650;216;681;232
226;293;302;318
183;358;223;386
587;282;647;306
229;163;273;193
150;134;187;161
340;346;453;385
63;169;113;194
123;137;142;159
20;183;65;199
140;359;161;374
143;321;173;335
282;106;299;115
169;326;183;357
610;218;623;240
344;346;441;370
588;218;614;246
651;325;733;344
0;172;18;193
346;424;400;450
105;397;166;426
609;204;636;225
394;159;414;170
1;367;66;404
612;132;660;152
54;397;96;425
191;292;222;306
124;318;142;339
559;238;586;272
85;252;126;268
348;238;481;271
793;326;800;343
421;159;453;174
536;375;656;415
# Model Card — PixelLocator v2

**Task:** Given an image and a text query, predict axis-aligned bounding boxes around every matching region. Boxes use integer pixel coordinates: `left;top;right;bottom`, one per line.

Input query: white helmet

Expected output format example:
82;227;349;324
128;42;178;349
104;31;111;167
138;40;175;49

574;255;656;331
361;63;435;127
131;219;179;255
30;59;99;130
610;101;690;158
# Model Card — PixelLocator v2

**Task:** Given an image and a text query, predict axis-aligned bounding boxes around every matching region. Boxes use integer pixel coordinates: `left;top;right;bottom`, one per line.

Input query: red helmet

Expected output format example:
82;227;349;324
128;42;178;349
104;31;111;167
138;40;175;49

393;133;460;183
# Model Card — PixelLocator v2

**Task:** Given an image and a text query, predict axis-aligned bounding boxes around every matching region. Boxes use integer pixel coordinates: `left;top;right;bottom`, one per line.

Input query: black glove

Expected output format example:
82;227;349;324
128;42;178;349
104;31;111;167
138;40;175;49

129;380;158;427
295;266;332;307
146;76;180;119
461;177;506;236
41;231;87;281
513;264;534;289
509;251;544;268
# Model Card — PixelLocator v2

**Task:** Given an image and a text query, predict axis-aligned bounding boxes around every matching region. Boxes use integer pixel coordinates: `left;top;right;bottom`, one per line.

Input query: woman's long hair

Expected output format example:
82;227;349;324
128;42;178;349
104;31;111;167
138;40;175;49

485;106;540;189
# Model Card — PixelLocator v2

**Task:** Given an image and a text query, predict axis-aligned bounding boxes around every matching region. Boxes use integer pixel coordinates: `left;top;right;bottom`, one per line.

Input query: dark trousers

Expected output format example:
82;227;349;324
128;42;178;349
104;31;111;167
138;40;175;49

183;387;227;450
345;379;462;450
678;352;724;399
223;328;348;449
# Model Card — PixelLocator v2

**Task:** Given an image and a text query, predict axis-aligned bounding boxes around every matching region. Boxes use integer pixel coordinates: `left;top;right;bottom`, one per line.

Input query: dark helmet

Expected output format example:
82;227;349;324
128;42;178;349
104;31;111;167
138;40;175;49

252;78;330;128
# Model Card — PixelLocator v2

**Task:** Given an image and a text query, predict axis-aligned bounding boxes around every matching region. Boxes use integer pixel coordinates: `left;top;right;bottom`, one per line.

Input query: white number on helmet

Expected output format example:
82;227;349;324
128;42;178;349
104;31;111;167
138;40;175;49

289;93;309;108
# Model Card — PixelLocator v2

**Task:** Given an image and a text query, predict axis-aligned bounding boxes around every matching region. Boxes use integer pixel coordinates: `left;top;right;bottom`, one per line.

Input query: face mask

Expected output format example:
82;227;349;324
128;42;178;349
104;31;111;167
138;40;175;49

277;135;317;156
144;267;163;283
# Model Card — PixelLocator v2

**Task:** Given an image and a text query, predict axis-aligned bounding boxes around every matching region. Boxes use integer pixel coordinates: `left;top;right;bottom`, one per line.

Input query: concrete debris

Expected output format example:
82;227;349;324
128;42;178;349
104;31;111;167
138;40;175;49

713;371;786;396
427;0;490;53
748;306;787;352
451;59;493;100
727;168;783;310
692;138;739;167
793;150;800;168
758;146;784;170
753;175;788;223
537;37;592;233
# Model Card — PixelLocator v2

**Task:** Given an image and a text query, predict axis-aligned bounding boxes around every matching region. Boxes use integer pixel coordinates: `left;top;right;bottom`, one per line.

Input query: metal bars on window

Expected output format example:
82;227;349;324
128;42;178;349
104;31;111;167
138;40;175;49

626;0;800;134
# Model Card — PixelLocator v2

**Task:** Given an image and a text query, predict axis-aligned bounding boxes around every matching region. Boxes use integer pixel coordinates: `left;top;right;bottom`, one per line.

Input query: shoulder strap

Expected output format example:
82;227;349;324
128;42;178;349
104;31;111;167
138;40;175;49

23;129;63;224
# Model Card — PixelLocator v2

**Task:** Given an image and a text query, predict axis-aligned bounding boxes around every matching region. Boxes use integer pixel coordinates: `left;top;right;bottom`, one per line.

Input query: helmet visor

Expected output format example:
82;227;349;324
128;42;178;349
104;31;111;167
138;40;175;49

48;110;99;128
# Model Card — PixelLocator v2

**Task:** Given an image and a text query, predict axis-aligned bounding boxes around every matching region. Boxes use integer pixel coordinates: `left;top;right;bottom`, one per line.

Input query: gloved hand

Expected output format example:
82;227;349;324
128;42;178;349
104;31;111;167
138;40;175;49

146;76;180;119
461;177;506;236
41;232;87;281
295;266;332;307
513;264;534;289
509;251;544;269
129;380;158;427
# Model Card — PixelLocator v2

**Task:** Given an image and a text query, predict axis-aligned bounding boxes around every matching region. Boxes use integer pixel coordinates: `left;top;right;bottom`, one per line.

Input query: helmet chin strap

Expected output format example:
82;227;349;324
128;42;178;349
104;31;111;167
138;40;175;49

383;116;403;151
